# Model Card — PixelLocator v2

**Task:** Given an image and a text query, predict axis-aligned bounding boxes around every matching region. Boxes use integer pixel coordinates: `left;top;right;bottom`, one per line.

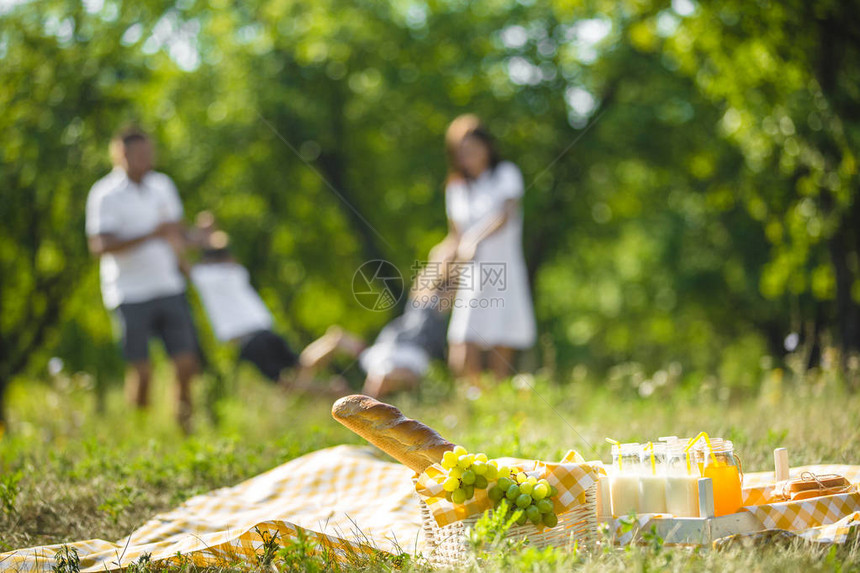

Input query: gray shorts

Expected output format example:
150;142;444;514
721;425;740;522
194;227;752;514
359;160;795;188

115;293;199;362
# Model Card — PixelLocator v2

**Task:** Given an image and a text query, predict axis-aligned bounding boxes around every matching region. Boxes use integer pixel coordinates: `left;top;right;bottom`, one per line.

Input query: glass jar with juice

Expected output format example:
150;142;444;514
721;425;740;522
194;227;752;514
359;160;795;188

693;438;743;516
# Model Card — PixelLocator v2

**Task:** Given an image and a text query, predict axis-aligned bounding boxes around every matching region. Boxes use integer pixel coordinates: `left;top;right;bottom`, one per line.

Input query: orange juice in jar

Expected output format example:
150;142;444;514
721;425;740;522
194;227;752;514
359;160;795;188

695;439;743;516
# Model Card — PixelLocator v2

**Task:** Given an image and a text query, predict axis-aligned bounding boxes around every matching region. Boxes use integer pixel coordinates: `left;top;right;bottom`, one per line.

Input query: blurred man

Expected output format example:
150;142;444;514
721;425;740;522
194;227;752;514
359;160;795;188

85;126;199;433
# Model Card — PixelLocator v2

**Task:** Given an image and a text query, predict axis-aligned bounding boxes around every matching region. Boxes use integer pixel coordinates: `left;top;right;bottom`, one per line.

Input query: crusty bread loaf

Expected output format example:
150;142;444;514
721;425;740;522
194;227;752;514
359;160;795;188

787;474;849;493
791;486;854;501
332;394;455;473
774;473;853;501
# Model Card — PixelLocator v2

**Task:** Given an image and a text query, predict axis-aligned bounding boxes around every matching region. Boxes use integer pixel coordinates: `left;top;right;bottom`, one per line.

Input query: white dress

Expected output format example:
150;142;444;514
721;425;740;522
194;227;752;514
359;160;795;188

445;161;537;349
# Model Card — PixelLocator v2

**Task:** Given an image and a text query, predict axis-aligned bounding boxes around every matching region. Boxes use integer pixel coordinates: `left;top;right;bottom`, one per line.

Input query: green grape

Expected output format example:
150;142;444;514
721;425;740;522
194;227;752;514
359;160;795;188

519;481;534;495
497;477;514;492
457;454;475;469
549;485;559;497
497;466;512;478
542;512;559;528
506;484;521;500
516;513;528;526
515;493;532;509
441;451;459;469
461;470;476;485
445;491;453;502
488;485;504;502
532;483;549;500
442;476;460;492
526;505;542;524
538;478;551;488
474;475;488;489
448;467;463;479
475;453;488;463
526;476;538;486
536;499;554;514
452;445;467;457
451;488;467;504
463;484;475;499
472;461;487;475
484;464;498;480
515;472;528;484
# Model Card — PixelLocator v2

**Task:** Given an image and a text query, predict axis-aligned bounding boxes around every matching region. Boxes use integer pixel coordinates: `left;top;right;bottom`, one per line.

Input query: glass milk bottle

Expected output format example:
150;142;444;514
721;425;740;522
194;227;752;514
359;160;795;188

695;438;743;516
609;443;641;516
664;444;700;517
638;443;667;513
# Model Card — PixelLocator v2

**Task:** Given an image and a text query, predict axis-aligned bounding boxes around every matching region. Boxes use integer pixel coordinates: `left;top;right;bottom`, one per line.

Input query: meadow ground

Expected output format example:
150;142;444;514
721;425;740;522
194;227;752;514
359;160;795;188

0;361;858;571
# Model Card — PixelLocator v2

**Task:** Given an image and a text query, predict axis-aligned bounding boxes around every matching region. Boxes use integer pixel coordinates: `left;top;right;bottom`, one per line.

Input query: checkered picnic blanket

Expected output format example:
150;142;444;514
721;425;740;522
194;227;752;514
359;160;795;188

739;464;860;543
0;445;419;572
608;464;860;546
2;447;859;571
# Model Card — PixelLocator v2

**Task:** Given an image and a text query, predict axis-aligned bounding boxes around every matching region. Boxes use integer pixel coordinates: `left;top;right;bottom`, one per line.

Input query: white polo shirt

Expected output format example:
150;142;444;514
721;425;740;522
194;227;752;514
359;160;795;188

85;167;186;309
190;262;273;342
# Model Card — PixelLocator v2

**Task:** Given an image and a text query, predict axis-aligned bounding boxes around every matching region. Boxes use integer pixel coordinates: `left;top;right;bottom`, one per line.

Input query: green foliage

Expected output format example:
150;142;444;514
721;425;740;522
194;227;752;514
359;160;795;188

468;499;527;558
254;526;281;569
1;0;859;415
97;484;142;524
0;470;21;515
52;545;80;573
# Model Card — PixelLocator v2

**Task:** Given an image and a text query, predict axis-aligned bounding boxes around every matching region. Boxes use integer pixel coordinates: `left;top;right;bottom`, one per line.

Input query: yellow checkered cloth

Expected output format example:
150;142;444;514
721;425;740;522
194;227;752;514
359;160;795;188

739;464;860;542
415;454;603;527
3;450;859;571
607;464;860;545
0;445;419;572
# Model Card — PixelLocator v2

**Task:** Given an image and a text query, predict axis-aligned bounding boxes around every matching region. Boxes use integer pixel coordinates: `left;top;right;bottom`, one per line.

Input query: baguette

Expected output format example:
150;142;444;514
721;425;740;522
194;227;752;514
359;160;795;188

332;394;455;473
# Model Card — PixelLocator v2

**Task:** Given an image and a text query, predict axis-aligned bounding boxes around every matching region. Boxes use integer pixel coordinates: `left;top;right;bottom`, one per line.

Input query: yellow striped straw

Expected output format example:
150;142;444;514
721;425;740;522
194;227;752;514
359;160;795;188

683;433;700;474
685;432;717;468
645;441;656;474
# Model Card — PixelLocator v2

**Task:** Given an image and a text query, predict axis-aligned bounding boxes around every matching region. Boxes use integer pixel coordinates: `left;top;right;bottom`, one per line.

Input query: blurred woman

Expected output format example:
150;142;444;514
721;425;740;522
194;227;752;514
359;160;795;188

443;114;536;385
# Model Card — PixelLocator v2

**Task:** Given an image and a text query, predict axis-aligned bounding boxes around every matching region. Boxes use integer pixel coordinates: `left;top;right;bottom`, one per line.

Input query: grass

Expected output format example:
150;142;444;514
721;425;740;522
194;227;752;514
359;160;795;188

0;358;858;571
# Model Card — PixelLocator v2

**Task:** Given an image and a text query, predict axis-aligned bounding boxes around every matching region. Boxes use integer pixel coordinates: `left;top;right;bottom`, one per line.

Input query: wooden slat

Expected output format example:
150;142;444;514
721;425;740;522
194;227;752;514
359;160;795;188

698;478;715;519
774;448;789;482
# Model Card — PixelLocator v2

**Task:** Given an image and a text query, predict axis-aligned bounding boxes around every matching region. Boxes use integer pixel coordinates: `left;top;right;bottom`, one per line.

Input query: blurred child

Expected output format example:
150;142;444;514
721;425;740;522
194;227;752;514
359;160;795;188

300;235;457;398
189;214;345;396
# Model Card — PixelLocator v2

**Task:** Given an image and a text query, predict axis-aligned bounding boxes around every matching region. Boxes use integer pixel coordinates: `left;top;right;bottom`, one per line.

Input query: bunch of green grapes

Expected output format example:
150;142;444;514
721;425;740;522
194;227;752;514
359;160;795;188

487;471;559;528
439;446;560;529
440;445;498;504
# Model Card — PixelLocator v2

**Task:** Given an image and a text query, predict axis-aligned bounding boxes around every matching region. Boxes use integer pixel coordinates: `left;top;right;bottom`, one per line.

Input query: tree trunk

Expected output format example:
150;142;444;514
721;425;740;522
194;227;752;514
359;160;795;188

828;215;860;372
0;377;6;427
317;81;401;303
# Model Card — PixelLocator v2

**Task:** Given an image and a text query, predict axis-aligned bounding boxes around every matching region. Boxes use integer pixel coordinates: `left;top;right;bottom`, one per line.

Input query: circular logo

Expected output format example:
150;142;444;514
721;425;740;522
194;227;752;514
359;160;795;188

352;259;403;312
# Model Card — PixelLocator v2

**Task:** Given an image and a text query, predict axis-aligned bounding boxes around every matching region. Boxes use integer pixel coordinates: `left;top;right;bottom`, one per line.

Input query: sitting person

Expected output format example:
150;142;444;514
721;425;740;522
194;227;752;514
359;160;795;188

300;236;456;398
189;214;345;395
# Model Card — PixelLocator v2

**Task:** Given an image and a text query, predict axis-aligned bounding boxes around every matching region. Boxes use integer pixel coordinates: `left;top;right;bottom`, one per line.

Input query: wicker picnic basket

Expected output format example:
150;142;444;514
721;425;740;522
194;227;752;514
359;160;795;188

329;395;600;565
417;481;599;567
